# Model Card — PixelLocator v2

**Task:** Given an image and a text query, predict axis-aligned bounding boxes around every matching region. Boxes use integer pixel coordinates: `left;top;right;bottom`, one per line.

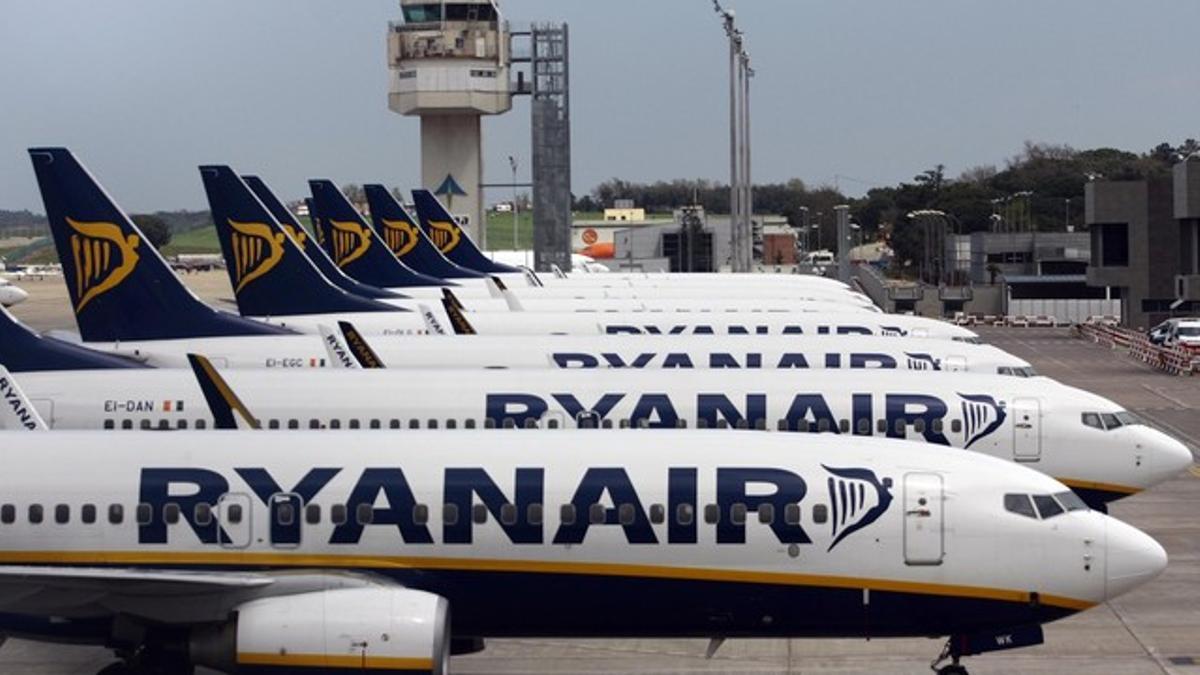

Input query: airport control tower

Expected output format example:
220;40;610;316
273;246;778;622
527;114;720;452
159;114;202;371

387;0;512;245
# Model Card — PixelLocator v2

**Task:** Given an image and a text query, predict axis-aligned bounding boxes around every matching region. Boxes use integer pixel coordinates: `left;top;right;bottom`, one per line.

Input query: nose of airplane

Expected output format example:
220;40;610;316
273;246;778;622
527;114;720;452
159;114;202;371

1144;428;1194;484
1;286;28;307
1105;517;1167;601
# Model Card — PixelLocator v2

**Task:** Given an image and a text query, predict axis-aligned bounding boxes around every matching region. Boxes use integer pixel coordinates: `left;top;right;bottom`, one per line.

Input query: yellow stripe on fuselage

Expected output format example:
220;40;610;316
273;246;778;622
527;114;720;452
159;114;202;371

1055;477;1140;496
238;652;432;670
0;550;1096;611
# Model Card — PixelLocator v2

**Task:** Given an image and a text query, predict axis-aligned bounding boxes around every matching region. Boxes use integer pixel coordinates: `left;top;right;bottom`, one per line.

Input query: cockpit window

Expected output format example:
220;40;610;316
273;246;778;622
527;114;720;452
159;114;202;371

1054;491;1088;512
1004;493;1037;518
1032;494;1065;519
953;337;981;344
1114;411;1142;426
1084;410;1142;430
998;366;1038;377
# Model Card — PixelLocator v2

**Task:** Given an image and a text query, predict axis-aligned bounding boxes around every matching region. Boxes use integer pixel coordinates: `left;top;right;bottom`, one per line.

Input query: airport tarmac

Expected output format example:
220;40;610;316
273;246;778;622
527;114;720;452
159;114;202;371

0;275;1197;674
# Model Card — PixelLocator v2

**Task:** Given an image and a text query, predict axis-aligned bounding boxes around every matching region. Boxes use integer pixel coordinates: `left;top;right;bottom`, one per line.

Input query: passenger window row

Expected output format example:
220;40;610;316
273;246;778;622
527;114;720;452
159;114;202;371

0;500;832;528
100;416;960;434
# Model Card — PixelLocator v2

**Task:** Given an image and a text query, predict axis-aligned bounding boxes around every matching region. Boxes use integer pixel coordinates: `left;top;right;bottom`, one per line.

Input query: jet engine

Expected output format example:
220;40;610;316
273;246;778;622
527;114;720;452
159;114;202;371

190;587;449;674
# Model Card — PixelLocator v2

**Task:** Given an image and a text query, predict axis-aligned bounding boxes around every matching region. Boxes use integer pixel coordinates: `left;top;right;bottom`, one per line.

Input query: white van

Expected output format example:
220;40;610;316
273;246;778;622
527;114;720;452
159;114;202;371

1164;318;1200;348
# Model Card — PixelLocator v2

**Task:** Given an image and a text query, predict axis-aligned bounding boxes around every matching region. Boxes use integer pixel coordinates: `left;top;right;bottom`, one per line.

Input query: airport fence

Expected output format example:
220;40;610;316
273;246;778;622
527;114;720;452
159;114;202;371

1073;320;1200;376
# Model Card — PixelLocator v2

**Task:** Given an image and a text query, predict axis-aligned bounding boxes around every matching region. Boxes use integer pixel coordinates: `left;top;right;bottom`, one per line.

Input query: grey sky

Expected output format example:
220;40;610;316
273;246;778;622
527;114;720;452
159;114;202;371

2;1;1198;213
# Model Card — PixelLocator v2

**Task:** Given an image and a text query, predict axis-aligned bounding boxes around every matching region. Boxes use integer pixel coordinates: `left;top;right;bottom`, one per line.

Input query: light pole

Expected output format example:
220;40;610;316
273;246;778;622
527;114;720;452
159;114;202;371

714;1;751;272
740;52;753;271
799;206;810;252
508;155;519;251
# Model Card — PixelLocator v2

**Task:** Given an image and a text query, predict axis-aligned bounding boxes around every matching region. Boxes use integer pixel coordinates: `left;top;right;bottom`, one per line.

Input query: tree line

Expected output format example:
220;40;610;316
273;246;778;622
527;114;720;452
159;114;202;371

579;138;1199;274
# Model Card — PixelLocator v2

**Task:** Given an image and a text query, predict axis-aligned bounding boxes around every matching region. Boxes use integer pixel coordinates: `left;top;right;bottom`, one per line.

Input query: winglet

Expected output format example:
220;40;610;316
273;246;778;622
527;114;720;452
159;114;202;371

440;297;477;335
186;354;261;430
337;321;385;368
0;366;48;430
418;303;448;335
487;276;524;311
317;325;359;369
521;266;544;288
441;287;466;311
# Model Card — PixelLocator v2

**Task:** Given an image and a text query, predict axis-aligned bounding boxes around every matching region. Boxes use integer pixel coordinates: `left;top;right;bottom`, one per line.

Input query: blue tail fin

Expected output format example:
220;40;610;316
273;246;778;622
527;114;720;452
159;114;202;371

410;189;521;274
200;166;399;317
0;306;146;371
308;180;451;288
242;176;405;301
362;185;486;280
27;148;291;342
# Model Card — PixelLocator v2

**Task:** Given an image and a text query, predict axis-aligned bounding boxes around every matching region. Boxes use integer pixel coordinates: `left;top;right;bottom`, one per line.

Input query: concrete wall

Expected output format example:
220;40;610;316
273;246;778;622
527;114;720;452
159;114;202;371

1009;298;1121;324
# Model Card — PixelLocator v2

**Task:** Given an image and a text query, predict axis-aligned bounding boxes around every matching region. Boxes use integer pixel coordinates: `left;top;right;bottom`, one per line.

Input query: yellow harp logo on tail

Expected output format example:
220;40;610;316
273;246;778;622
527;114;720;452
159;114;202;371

329;220;372;267
228;220;286;293
381;219;420;257
427;220;462;254
65;217;141;314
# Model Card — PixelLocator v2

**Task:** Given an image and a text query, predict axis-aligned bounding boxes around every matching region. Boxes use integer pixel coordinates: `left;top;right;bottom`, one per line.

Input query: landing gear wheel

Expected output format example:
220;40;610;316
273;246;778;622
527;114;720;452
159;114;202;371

930;638;969;675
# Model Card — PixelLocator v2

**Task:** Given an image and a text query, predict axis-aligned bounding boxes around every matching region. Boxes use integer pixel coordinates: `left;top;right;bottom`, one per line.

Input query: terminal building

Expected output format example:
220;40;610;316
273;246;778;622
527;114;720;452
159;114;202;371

1085;155;1200;329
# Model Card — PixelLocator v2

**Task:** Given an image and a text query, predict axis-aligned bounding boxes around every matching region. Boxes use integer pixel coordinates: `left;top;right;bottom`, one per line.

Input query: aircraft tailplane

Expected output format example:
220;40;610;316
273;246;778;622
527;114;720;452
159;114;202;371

410;189;522;274
200;166;399;318
362;184;486;280
28;148;291;342
308;180;452;289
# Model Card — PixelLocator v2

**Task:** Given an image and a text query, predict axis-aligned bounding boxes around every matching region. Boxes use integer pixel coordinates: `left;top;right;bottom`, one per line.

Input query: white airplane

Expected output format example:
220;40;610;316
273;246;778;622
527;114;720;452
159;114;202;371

0;302;1015;376
3;362;1189;510
0;429;1166;675
109;324;1036;374
0;278;28;307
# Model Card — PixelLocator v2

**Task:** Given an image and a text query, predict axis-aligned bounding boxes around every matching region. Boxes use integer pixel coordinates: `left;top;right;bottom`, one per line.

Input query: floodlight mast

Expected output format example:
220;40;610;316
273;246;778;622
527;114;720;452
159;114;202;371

712;1;753;272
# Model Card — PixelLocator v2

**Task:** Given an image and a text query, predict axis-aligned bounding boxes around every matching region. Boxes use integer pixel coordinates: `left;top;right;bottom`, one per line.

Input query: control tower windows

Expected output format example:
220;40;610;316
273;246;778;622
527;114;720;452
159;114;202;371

403;4;442;23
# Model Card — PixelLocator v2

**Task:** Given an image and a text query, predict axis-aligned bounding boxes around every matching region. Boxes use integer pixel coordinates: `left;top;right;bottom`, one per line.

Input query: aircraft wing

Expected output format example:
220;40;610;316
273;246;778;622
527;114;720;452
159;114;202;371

0;566;275;622
0;566;392;624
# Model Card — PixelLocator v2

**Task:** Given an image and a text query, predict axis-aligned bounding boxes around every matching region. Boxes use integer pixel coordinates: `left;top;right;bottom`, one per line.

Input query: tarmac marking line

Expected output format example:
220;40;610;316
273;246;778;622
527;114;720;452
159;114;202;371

1140;384;1191;409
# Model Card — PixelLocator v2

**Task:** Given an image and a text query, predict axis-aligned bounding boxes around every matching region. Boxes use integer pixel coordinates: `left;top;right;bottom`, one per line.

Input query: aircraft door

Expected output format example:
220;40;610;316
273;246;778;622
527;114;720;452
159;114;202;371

576;410;601;429
903;472;944;566
269;493;302;548
217;493;252;549
1012;397;1041;461
944;355;967;372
